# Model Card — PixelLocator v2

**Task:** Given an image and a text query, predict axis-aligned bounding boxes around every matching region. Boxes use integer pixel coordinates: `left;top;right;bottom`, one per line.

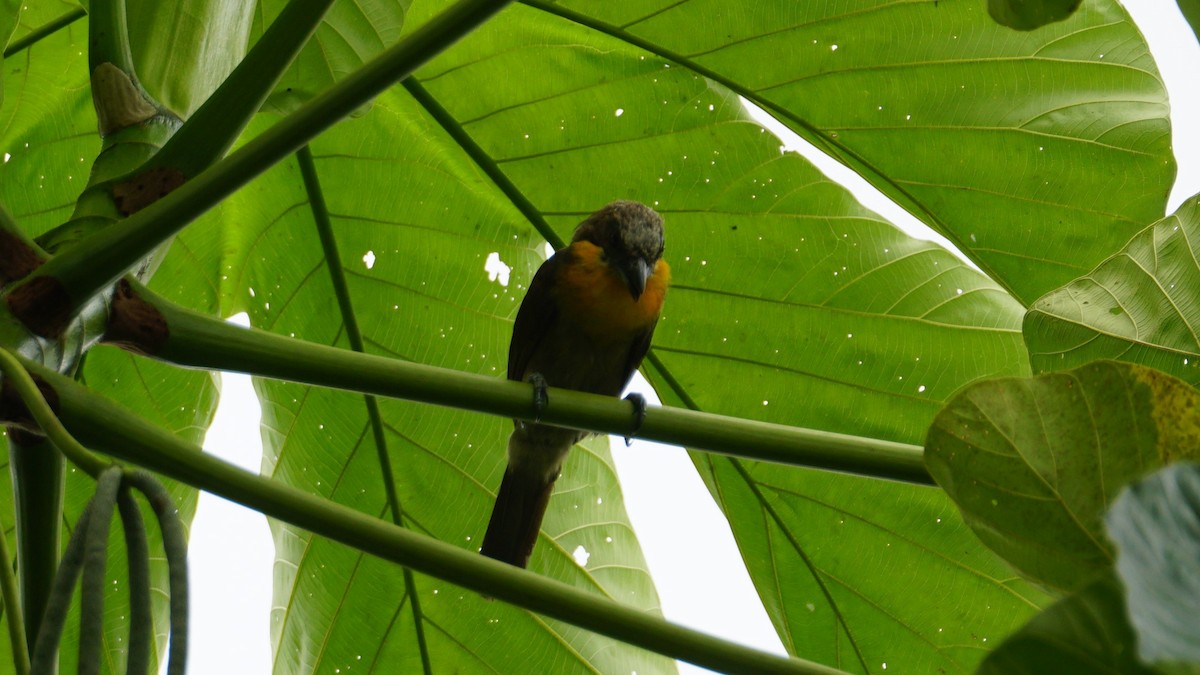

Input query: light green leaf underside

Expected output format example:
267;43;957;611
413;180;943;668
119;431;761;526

552;0;1174;305
0;13;95;238
926;361;1200;594
1025;194;1200;385
255;0;410;115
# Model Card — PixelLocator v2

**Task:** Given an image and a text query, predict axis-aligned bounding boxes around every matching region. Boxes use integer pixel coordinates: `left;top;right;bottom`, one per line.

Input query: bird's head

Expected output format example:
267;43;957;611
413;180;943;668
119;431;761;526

572;200;664;301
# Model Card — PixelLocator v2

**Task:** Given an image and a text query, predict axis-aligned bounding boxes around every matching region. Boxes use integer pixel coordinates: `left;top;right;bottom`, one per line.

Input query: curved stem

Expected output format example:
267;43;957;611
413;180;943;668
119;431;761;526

117;490;151;675
0;350;111;477
78;468;123;675
150;0;337;177
26;356;837;675
88;0;136;77
123;472;188;675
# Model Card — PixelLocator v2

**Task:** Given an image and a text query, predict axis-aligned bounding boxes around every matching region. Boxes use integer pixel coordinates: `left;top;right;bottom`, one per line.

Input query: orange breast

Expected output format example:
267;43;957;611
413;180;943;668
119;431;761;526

556;241;669;342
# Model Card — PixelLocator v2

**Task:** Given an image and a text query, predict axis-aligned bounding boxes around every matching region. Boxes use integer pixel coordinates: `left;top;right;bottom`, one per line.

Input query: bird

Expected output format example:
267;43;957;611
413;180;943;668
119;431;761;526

480;200;669;568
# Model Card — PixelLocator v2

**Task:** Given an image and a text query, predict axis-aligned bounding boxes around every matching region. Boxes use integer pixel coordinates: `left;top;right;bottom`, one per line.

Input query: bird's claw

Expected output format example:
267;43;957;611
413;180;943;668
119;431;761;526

529;372;549;423
623;393;647;446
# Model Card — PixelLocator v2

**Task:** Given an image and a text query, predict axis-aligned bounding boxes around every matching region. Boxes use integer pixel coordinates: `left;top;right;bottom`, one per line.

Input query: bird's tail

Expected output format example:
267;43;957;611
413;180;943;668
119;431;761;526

480;467;556;568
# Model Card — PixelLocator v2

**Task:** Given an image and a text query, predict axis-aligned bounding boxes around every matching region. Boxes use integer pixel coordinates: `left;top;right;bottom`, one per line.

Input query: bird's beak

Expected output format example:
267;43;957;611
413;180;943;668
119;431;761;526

621;258;653;301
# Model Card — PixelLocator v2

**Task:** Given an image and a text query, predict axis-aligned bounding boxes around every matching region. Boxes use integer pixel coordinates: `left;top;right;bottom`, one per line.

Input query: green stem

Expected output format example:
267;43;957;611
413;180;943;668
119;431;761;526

78;468;123;675
2;8;87;58
88;0;135;77
150;295;930;484
116;490;151;675
0;520;30;675
124;472;188;675
7;437;64;660
295;147;433;673
0;352;111;478
22;357;836;675
151;0;337;177
16;0;514;325
29;492;94;675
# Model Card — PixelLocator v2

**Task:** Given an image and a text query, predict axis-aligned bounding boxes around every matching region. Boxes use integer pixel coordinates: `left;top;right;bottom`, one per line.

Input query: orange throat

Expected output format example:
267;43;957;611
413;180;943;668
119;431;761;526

557;242;670;341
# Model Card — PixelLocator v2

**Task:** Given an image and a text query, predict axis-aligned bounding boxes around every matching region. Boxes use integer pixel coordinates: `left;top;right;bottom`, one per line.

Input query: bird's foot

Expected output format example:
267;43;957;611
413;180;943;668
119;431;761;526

623;393;647;446
529;372;549;423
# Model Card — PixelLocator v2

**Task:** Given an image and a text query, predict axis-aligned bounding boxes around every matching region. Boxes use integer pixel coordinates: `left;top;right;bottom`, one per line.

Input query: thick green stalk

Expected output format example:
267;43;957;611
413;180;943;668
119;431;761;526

149;295;931;484
296;146;433;673
2;8;87;58
7;437;64;659
0;519;30;675
13;357;834;675
15;0;514;326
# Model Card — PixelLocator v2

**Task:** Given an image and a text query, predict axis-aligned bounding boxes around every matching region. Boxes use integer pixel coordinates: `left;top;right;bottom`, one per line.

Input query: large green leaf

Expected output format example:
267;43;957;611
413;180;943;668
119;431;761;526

1106;462;1200;671
255;0;410;115
0;10;95;238
926;361;1200;593
1025;194;1200;385
396;4;1042;673
551;0;1173;305
178;83;670;671
0;0;1180;672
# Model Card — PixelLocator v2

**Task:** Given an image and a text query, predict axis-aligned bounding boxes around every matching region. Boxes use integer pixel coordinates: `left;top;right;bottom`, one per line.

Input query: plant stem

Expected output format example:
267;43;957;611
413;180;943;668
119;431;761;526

78;468;123;675
0;352;111;478
0;519;30;675
116;490;151;675
16;0;515;327
88;0;136;77
124;472;188;675
7;437;64;659
2;8;87;58
149;295;931;484
19;358;836;675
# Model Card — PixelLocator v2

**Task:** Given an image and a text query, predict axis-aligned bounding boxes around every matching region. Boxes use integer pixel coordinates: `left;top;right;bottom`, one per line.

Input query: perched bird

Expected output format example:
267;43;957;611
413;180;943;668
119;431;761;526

481;200;670;568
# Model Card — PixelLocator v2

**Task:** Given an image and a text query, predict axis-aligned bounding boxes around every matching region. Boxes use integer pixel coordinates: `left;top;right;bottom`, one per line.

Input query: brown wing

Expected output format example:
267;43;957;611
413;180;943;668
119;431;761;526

508;250;565;382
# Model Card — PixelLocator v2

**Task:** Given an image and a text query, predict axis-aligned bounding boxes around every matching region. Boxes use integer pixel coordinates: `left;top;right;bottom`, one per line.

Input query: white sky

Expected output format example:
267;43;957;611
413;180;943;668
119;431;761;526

187;5;1200;674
